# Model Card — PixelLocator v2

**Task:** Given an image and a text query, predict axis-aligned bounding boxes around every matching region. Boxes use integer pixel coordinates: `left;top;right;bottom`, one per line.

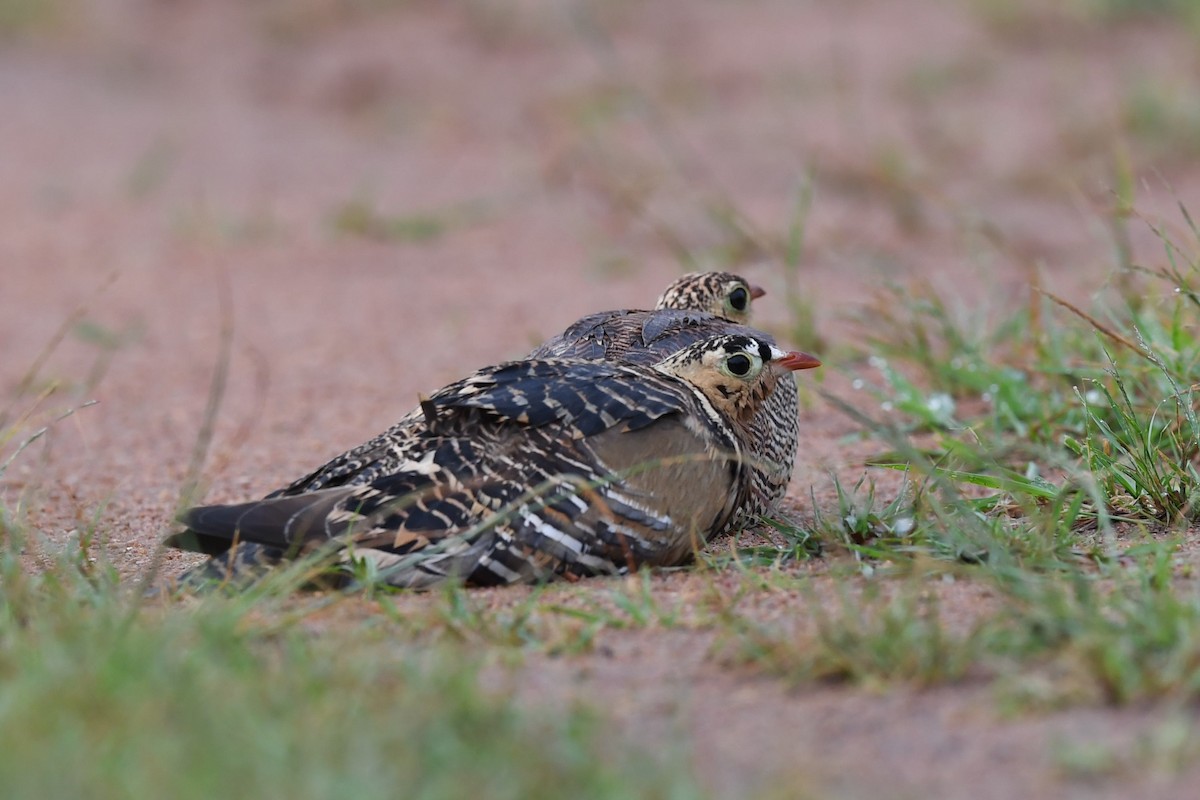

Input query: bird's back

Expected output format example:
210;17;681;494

531;308;764;364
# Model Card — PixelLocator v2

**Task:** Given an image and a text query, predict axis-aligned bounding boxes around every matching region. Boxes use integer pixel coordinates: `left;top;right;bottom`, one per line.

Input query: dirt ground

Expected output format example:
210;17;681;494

5;1;1200;796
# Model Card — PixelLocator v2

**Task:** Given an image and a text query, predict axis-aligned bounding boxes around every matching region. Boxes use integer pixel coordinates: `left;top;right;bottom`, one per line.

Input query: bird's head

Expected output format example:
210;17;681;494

654;271;766;323
655;334;821;422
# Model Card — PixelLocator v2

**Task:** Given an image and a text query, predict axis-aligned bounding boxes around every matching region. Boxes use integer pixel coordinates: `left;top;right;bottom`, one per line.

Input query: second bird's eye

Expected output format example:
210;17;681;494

729;287;749;311
727;354;752;375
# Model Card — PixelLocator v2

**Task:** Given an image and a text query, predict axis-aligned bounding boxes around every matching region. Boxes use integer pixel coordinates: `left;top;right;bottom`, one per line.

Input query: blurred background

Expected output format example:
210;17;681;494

2;0;1200;565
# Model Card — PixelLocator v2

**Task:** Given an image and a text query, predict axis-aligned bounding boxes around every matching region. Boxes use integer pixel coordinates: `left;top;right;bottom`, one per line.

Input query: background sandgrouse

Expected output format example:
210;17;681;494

168;334;820;589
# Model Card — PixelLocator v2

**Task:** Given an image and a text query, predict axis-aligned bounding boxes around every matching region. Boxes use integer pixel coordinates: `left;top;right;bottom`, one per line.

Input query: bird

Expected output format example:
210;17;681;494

169;271;803;588
531;271;800;525
167;334;821;589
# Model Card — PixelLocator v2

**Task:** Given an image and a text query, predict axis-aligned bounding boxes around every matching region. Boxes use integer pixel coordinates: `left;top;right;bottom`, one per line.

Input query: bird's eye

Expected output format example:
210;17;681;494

726;354;752;376
728;287;749;312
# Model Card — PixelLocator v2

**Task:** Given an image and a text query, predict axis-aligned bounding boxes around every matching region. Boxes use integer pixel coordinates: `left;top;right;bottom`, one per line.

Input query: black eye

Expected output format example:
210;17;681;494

727;354;752;376
729;287;748;311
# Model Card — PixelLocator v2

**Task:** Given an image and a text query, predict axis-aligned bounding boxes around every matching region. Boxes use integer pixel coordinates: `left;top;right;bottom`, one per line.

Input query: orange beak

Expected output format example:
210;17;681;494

776;350;822;371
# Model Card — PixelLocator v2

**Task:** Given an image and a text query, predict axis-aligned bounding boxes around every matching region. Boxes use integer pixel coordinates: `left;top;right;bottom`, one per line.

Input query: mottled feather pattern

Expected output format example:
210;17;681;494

169;273;816;591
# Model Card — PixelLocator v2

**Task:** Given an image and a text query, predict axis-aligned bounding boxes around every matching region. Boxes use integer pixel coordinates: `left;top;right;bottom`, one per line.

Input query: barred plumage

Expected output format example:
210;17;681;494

167;335;820;589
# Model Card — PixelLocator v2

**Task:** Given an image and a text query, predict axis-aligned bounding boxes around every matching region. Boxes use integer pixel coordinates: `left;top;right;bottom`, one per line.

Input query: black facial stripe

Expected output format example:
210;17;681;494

722;334;753;350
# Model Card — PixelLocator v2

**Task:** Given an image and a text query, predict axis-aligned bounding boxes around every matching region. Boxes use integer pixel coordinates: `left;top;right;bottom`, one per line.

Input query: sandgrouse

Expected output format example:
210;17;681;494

170;272;805;588
168;334;820;588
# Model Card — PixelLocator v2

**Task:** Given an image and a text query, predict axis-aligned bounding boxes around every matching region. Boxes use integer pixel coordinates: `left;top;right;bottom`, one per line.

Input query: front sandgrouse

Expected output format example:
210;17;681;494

168;335;820;589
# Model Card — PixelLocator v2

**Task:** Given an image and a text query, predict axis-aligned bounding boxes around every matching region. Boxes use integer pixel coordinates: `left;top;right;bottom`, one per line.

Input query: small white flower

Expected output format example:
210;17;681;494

892;517;915;535
852;378;864;390
1084;389;1104;405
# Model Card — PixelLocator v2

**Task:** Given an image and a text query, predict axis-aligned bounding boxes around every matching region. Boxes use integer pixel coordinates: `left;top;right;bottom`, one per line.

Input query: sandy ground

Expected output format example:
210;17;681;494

5;1;1200;796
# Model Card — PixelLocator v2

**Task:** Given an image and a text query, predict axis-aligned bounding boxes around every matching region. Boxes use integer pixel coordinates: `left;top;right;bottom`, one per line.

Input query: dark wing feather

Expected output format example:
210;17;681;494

428;359;691;435
172;485;357;552
639;310;699;347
